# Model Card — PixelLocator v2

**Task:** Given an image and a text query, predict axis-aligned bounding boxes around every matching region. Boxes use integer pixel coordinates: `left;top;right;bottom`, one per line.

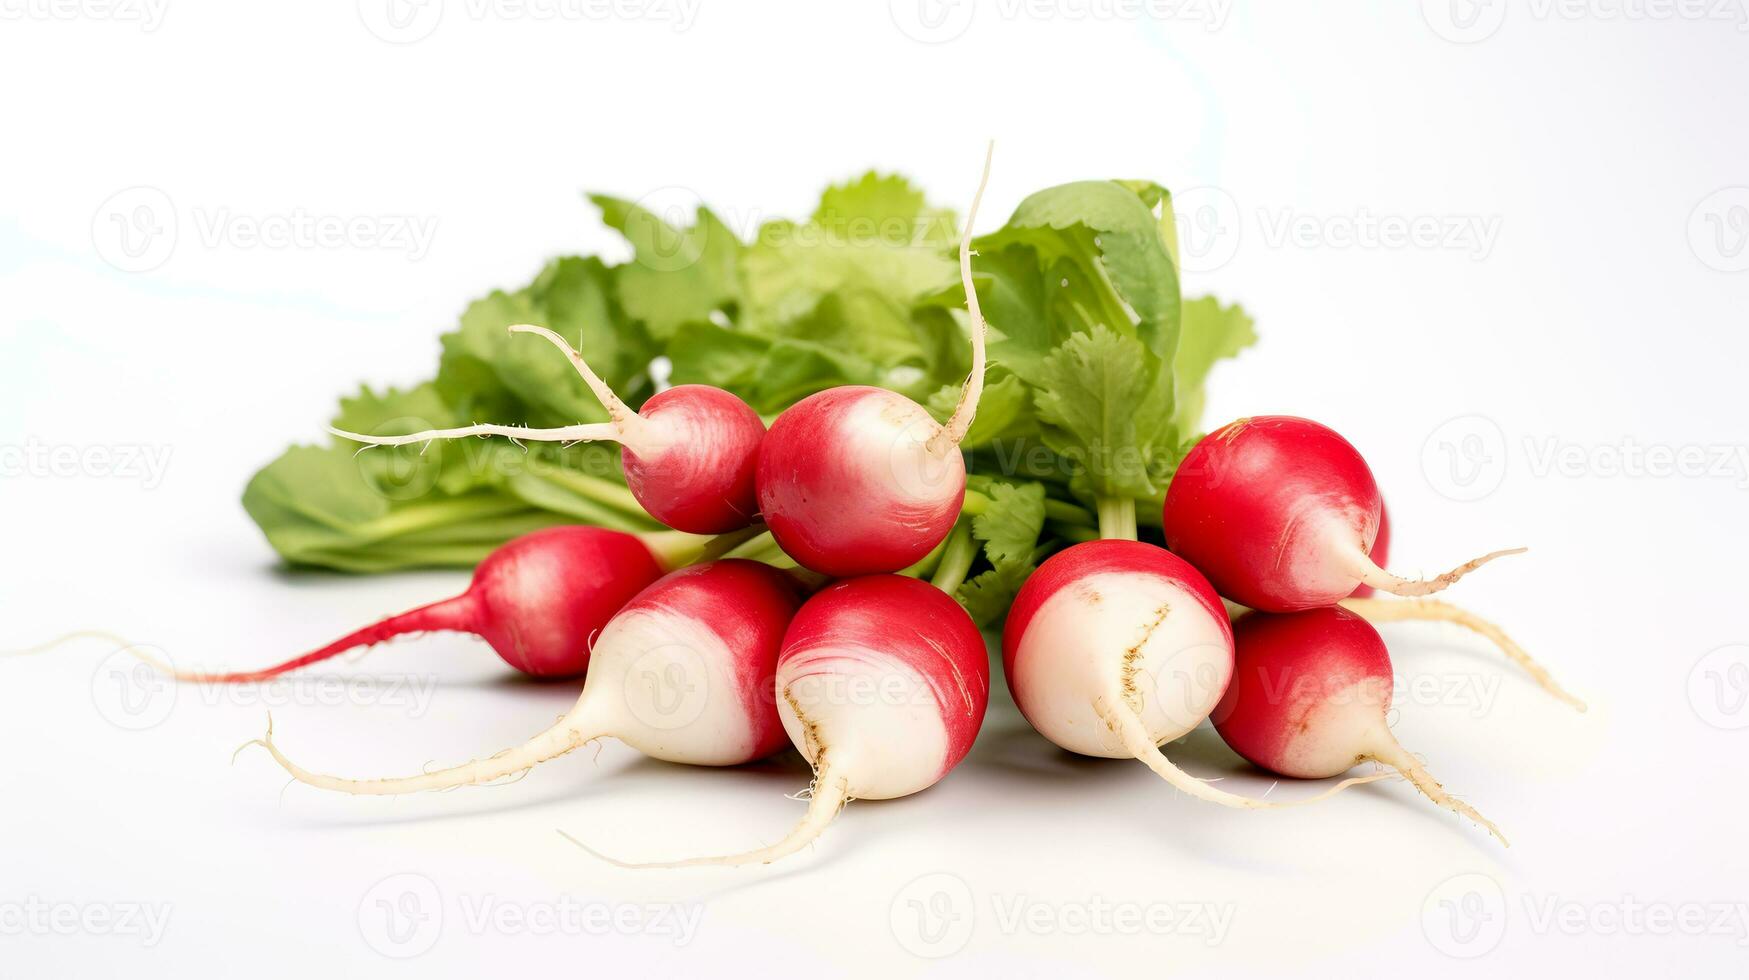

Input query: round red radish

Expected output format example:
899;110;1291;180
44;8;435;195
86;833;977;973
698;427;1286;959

257;559;800;794
753;146;995;576
1002;540;1374;808
331;324;765;534
189;526;665;682
1164;417;1521;612
596;574;990;867
1214;606;1506;844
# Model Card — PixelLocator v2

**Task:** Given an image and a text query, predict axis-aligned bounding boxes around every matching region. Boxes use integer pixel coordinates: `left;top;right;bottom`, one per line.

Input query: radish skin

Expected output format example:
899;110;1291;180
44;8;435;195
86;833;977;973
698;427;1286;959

1003;540;1381;808
1348;505;1390;598
755;144;994;576
1164;417;1522;611
251;560;800;793
1214;606;1507;844
581;574;990;867
333;324;766;534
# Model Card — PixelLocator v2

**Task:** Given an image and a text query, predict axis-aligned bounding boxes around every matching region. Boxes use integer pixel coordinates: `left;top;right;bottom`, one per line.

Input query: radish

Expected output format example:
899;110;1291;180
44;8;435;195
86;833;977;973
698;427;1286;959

579;573;990;867
170;525;682;682
332;324;766;534
252;559;801;793
1002;539;1380;808
755;145;994;576
1164;416;1523;612
1214;606;1507;844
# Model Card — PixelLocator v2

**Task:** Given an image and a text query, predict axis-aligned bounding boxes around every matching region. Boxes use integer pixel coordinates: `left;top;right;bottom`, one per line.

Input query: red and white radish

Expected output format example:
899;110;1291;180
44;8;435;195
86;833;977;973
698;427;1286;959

755;146;994;576
1214;606;1507;844
586;574;990;867
1003;539;1378;808
254;559;800;793
1164;416;1522;612
1349;504;1390;598
193;526;668;682
332;324;765;534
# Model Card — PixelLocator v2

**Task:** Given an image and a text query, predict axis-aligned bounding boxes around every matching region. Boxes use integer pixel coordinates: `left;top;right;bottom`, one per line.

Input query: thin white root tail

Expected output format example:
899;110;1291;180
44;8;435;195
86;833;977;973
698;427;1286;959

1099;698;1387;809
2;629;134;658
1340;596;1587;712
929;140;994;456
329;421;618;449
507;324;648;443
243;714;591;795
1353;547;1527;599
563;768;852;869
1369;741;1508;847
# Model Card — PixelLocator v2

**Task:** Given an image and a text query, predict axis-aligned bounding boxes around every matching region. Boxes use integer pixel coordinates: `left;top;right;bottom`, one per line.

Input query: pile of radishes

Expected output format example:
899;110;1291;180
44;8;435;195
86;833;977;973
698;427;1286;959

120;147;1585;865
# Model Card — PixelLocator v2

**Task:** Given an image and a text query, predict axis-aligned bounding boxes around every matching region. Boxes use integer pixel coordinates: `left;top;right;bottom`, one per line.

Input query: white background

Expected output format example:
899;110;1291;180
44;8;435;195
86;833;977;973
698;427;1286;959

4;1;1748;976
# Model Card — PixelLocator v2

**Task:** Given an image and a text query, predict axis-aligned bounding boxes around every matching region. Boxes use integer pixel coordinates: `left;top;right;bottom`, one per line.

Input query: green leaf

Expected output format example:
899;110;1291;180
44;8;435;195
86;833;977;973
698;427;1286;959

1173;296;1257;436
1032;326;1177;499
971;480;1047;571
591;196;743;339
957;563;1031;628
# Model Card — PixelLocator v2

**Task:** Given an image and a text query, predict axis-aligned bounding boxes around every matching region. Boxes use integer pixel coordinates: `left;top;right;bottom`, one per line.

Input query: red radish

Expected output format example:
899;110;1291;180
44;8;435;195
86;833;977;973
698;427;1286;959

174;526;670;682
1349;505;1390;598
254;559;800;793
1214;606;1507;844
756;146;994;576
332;324;765;534
1003;540;1379;808
1164;417;1522;612
582;574;990;867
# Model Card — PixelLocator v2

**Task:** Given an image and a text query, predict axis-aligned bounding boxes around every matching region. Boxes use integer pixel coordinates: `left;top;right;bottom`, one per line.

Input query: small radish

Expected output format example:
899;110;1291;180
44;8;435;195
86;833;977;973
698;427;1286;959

1002;539;1378;808
1349;505;1390;598
1164;416;1523;612
332;324;766;534
171;526;677;682
756;145;994;576
1214;606;1507;844
581;573;990;867
252;559;801;793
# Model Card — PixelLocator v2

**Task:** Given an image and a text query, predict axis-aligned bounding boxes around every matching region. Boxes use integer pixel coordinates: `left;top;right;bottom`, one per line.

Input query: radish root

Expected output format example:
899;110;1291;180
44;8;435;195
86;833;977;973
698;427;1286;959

1350;546;1526;598
244;712;597;795
565;761;853;869
1097;696;1387;809
1341;596;1586;711
928;140;994;456
1367;739;1508;846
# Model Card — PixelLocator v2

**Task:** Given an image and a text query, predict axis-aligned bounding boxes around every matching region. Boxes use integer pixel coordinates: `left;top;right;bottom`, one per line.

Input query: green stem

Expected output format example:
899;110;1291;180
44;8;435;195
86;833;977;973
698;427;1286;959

1096;496;1137;541
898;534;952;580
1044;498;1095;526
534;465;651;518
929;521;978;595
1049;521;1099;544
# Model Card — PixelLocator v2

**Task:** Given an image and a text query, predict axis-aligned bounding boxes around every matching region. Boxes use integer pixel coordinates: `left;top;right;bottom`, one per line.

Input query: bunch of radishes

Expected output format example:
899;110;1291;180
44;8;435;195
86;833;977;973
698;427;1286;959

147;147;1584;865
